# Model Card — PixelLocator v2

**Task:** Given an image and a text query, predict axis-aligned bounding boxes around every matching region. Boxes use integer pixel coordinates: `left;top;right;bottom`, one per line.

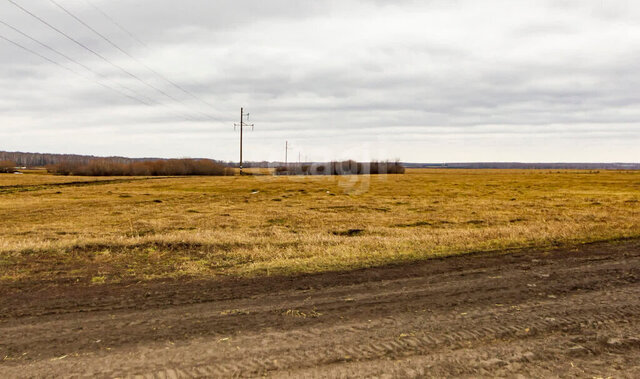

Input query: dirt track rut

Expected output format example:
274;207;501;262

1;240;640;377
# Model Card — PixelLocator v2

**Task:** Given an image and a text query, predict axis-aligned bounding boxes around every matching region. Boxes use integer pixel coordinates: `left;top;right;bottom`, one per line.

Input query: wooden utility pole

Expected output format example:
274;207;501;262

234;107;254;175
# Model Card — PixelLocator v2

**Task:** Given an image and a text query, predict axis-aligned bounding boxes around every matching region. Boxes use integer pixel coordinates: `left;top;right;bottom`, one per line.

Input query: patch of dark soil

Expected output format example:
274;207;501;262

331;228;365;236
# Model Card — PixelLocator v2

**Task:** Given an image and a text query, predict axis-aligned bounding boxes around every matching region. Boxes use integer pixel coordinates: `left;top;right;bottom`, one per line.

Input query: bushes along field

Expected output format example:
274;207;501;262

46;158;234;176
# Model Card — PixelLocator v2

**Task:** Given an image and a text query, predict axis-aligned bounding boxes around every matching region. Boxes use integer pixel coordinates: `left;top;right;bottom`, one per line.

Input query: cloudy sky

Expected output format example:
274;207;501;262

1;0;639;162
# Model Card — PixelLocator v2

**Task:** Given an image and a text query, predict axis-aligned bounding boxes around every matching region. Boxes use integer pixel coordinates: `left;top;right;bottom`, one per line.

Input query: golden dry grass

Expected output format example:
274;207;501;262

1;169;639;284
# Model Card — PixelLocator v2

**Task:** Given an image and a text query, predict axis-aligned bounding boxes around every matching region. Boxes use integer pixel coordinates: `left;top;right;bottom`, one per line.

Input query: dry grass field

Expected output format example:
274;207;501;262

1;169;639;285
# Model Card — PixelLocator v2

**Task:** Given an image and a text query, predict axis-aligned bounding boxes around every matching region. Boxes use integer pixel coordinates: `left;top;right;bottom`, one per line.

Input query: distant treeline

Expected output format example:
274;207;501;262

404;162;640;170
275;161;405;175
46;159;234;176
0;151;166;168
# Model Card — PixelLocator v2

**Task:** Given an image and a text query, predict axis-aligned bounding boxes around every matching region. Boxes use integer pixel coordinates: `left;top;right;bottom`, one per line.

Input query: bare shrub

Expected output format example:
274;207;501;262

0;160;17;173
275;160;404;176
47;159;234;176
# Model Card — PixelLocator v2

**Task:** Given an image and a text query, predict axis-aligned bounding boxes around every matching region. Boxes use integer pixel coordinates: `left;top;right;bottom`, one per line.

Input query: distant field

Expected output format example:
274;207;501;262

1;169;639;285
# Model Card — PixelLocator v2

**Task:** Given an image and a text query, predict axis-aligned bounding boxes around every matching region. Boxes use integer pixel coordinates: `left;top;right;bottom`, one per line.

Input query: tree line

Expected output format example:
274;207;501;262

0;151;157;168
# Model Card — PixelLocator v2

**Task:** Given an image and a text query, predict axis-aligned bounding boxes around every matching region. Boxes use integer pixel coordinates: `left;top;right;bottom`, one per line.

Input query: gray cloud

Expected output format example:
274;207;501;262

1;0;639;162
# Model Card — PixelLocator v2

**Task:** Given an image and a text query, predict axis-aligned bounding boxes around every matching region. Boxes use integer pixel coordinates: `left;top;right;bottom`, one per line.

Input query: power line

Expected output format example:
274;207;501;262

0;32;150;107
48;0;220;121
0;24;201;121
0;18;154;106
82;0;221;115
5;0;202;121
83;0;147;48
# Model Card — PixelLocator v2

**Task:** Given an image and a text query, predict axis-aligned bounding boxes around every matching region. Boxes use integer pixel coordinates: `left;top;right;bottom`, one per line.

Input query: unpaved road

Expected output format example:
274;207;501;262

2;240;640;378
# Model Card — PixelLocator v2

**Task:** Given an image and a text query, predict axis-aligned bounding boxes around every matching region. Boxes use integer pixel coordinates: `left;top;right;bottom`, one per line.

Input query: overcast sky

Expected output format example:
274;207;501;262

1;0;639;162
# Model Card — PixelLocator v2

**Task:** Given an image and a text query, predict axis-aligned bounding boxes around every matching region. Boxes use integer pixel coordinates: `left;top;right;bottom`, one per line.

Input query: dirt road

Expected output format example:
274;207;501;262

2;240;640;378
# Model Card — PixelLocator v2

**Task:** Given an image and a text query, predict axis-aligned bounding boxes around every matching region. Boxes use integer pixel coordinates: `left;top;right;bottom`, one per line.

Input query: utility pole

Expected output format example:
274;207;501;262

234;107;254;175
285;141;290;167
284;141;294;168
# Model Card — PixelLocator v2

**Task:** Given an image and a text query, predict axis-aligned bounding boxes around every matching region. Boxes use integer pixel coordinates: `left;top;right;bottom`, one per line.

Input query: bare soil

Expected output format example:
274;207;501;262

1;240;640;378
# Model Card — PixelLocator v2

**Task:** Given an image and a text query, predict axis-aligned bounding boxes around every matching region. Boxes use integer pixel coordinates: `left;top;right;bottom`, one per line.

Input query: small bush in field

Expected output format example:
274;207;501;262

0;160;17;173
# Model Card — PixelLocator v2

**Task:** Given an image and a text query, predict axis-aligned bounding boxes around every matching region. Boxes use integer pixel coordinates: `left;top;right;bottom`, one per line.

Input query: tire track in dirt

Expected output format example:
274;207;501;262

1;240;639;377
105;296;640;378
3;250;637;356
275;324;640;378
131;288;640;378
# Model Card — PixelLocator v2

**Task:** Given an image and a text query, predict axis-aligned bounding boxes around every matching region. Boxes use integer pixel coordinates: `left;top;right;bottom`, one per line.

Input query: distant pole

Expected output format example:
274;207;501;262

285;141;288;167
234;107;254;175
240;107;243;174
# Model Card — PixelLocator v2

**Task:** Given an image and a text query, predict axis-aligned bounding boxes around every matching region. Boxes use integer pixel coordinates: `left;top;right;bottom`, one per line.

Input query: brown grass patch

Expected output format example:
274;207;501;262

1;169;639;284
